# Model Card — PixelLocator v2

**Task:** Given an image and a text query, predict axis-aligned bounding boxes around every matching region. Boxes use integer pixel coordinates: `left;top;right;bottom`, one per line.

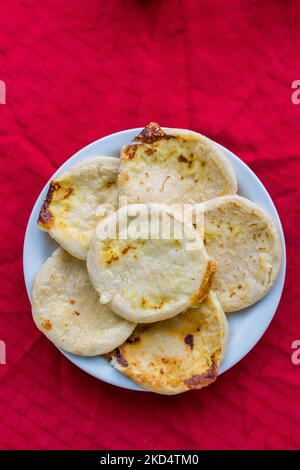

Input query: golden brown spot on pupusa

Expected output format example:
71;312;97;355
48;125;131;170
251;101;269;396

134;122;166;144
178;155;189;163
69;299;76;305
184;361;217;389
121;245;136;256
140;297;165;309
106;254;119;264
161;176;170;191
101;243;120;265
42;320;52;331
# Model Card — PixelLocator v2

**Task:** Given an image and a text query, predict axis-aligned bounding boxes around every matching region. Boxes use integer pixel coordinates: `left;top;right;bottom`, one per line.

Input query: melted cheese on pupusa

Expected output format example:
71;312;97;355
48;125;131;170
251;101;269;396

118;123;237;205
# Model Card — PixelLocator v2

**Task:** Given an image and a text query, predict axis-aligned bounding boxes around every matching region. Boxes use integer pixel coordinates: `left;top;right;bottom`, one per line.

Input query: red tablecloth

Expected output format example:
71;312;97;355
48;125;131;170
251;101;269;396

0;0;299;450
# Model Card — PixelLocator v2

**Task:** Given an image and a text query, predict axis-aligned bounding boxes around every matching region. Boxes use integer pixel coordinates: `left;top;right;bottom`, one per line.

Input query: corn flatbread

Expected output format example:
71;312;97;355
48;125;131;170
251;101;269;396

38;156;120;260
32;248;136;355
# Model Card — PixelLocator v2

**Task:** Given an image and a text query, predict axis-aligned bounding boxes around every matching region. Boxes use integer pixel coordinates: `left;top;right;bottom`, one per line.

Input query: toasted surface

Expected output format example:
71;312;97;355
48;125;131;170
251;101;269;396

118;123;237;204
108;292;228;395
38;156;120;260
32;248;136;355
87;203;215;323
196;195;282;312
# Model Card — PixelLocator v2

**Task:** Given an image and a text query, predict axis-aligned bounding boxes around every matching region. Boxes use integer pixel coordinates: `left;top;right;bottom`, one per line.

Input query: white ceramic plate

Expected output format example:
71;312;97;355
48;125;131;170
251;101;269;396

23;128;286;391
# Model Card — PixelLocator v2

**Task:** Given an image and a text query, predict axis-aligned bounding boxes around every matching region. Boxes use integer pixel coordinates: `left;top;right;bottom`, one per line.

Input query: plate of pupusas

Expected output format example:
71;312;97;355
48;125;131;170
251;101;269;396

23;123;286;394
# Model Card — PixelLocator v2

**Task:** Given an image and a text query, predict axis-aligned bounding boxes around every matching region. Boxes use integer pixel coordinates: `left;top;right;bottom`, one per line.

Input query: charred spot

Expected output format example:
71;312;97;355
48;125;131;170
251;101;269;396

41;320;52;331
106;254;119;264
161;176;170;191
73;311;80;316
201;161;206;167
37;181;60;228
116;348;128;367
139;324;151;333
184;334;194;350
160;369;164;375
63;187;73;199
69;299;76;305
106;180;115;188
106;352;113;362
238;284;242;289
192;259;216;305
145;148;157;155
184;361;217;389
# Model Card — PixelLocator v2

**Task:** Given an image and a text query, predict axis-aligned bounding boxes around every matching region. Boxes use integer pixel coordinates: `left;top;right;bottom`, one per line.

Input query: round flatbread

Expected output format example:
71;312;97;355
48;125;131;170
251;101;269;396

32;248;136;356
195;195;282;312
107;291;228;395
118;122;237;205
38;156;120;260
87;203;215;323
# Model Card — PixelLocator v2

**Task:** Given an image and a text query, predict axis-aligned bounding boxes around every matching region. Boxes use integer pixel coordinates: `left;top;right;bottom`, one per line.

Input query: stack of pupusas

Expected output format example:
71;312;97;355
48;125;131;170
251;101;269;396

32;123;282;395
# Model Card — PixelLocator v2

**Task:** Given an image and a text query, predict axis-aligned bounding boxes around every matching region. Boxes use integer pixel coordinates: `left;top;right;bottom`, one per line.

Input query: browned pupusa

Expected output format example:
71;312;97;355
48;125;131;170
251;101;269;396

87;203;215;323
38;156;120;260
118;122;237;205
196;195;282;312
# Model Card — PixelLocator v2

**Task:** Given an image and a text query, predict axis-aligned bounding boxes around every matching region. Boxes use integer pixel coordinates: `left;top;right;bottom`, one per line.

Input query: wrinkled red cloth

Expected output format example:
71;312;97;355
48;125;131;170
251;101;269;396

0;0;299;450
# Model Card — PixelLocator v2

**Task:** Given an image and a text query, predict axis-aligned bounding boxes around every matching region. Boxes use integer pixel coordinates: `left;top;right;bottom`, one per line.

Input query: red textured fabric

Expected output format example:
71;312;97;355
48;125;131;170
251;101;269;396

0;0;299;450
